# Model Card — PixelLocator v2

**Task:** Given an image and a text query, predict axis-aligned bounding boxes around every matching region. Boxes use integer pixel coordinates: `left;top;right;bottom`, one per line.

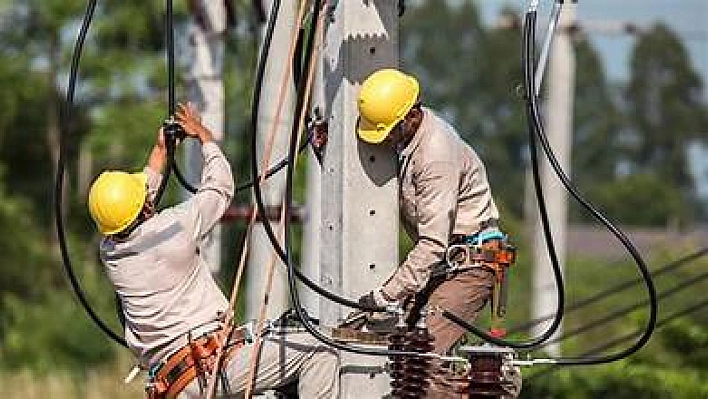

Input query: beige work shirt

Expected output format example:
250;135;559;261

99;142;234;367
381;107;500;301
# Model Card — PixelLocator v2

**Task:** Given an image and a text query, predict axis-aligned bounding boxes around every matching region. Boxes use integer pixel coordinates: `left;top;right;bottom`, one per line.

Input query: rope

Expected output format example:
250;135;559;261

203;0;302;396
243;1;313;396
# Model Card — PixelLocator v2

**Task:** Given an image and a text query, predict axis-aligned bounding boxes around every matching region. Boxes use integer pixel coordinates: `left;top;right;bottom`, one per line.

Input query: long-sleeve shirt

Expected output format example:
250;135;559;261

99;142;234;367
381;108;499;301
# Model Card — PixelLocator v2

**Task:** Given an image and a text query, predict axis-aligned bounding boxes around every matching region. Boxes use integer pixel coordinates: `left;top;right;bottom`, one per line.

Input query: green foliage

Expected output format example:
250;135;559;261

523;359;708;399
582;173;687;226
625;23;708;214
0;167;56;301
0;289;116;373
657;318;708;369
571;38;623;187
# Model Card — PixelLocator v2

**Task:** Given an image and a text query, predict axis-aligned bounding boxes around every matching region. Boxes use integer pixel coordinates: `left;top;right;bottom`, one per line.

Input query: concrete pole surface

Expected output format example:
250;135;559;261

184;0;226;276
531;3;576;357
318;1;400;397
245;0;296;323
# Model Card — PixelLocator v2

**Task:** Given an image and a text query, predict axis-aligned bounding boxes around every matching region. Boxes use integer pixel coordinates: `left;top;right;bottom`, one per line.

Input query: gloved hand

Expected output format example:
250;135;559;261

357;288;392;309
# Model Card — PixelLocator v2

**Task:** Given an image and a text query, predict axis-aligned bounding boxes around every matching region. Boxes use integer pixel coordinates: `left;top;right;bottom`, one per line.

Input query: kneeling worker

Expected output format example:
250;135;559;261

355;68;520;398
87;102;340;398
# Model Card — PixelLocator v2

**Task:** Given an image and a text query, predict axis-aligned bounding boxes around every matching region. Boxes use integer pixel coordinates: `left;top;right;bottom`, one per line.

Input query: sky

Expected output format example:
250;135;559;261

475;0;708;198
475;0;708;83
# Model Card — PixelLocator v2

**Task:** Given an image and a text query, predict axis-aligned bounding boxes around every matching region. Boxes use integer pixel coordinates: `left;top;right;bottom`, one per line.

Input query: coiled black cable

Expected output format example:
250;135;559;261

446;7;658;364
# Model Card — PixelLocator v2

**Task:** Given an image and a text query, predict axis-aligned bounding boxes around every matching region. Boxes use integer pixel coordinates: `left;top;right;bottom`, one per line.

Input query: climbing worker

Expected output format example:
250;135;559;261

87;102;340;398
355;68;520;398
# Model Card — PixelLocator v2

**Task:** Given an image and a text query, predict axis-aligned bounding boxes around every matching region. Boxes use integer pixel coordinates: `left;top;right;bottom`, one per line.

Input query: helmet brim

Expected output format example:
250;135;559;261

356;116;392;144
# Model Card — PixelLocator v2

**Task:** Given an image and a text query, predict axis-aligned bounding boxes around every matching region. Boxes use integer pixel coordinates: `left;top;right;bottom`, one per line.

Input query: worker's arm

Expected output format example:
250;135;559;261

175;102;234;238
381;159;459;301
144;128;168;201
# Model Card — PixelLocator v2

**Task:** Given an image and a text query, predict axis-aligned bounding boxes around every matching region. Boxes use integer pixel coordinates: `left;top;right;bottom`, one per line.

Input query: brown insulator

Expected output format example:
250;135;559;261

463;346;515;398
388;324;410;398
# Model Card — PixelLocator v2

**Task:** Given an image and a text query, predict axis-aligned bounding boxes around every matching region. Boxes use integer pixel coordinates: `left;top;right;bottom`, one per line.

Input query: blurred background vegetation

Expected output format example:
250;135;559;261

0;0;706;398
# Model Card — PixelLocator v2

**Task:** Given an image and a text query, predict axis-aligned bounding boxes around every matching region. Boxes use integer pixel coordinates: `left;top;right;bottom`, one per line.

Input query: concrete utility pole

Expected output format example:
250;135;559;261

316;1;400;397
245;0;297;323
184;0;227;276
531;3;576;357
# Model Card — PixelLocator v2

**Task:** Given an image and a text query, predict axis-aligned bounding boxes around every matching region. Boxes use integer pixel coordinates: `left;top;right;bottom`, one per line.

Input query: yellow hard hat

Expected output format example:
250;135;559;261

88;171;148;235
357;68;420;144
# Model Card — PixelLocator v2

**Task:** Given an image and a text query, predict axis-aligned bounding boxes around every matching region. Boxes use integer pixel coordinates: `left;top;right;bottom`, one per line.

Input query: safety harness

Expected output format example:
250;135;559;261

145;324;253;399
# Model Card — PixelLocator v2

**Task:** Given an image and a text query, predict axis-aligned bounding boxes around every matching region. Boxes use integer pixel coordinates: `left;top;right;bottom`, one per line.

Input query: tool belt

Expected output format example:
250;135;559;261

445;232;515;275
146;326;250;399
444;231;516;322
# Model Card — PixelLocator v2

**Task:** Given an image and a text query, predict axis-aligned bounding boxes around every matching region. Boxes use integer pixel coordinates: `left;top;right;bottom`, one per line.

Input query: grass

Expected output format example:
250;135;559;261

0;353;144;399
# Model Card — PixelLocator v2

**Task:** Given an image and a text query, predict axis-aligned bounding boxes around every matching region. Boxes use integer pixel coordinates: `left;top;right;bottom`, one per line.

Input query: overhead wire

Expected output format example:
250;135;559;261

527;298;708;382
509;247;708;334
535;270;708;350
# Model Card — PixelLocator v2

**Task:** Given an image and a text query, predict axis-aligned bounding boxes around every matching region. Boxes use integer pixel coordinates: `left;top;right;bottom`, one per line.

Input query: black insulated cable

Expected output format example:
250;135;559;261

523;7;657;365
153;0;197;204
445;2;657;361
57;0;127;348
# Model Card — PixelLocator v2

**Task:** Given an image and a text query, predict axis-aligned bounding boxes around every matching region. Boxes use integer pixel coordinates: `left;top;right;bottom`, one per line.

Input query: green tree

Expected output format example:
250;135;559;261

571;37;623;188
623;23;708;222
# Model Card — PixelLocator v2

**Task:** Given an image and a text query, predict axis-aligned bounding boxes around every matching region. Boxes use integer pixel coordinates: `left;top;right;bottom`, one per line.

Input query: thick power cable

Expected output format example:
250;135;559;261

56;0;127;348
444;2;658;364
519;5;657;365
153;0;194;204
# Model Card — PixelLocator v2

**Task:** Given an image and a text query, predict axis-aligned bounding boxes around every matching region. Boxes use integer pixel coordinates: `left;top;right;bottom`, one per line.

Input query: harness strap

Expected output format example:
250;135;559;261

145;327;250;399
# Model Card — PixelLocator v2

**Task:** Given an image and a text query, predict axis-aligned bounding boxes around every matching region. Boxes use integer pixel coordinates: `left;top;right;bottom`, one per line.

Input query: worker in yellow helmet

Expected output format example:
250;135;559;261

356;68;521;398
88;103;340;398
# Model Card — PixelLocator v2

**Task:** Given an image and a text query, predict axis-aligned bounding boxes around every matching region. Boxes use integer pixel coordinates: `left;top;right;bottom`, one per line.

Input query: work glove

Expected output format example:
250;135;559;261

342;289;400;335
357;288;391;309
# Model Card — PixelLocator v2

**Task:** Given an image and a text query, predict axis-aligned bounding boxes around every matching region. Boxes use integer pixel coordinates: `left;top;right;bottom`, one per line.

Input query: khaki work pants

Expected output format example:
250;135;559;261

179;331;340;398
423;268;521;399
